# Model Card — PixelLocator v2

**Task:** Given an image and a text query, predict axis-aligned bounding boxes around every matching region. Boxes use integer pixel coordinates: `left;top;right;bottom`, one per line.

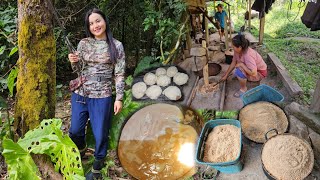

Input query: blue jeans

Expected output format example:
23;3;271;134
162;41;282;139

69;93;112;160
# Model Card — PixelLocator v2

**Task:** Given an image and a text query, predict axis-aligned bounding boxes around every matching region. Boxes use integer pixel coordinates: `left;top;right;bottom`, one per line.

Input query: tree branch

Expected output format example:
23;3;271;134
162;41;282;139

163;15;188;64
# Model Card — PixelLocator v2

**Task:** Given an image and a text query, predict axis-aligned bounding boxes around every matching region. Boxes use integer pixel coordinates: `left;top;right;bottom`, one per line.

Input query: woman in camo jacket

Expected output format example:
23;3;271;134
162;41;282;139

68;8;125;179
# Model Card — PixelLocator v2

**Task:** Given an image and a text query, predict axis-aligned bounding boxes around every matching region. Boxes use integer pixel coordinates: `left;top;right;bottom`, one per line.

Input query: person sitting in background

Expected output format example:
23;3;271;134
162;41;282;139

215;4;228;42
221;34;267;97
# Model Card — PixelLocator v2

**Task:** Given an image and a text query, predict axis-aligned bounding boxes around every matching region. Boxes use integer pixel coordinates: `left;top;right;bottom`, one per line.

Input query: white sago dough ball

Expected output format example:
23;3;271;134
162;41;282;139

156;67;167;76
143;72;157;85
146;85;162;99
163;86;182;100
156;75;171;87
173;72;189;86
166;66;178;77
132;82;147;99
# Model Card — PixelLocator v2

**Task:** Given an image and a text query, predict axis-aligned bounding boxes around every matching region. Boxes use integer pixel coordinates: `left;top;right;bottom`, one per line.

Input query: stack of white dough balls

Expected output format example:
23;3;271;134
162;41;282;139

132;66;189;100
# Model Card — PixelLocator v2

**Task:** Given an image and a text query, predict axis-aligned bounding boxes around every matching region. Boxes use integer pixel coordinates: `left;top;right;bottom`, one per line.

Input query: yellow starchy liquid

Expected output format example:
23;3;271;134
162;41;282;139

118;104;198;179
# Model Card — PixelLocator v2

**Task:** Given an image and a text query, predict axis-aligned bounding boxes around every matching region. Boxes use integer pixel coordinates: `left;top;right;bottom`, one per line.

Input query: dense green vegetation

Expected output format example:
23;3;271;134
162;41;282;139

0;6;18;97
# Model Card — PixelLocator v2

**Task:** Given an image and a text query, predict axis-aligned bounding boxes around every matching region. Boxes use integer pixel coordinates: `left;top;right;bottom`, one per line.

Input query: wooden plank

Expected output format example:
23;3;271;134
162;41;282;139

267;53;303;97
311;79;320;113
219;81;226;110
259;16;265;44
187;76;199;107
286;102;320;135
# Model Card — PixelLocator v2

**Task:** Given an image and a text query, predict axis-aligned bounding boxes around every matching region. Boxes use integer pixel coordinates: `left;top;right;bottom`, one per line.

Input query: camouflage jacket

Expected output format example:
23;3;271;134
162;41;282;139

71;37;125;101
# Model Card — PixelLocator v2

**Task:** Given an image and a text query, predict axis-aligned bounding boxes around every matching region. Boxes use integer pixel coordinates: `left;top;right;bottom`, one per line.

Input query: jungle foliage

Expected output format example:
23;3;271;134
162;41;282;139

2;119;85;180
0;5;18;96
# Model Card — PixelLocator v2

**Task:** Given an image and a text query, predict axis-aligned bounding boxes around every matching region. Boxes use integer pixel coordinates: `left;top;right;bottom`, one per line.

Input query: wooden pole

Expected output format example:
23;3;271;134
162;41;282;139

311;79;320;113
186;31;192;50
200;8;216;25
259;16;265;44
227;4;232;39
186;16;192;50
248;0;252;31
204;11;209;47
213;0;216;15
202;41;209;86
224;15;229;51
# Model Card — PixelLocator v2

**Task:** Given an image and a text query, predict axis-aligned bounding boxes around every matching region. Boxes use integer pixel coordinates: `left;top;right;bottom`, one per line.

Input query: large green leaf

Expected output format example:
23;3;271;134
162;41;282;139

125;75;133;86
7;67;18;97
2;138;41;180
0;45;5;55
8;46;18;57
18;119;85;180
133;56;161;76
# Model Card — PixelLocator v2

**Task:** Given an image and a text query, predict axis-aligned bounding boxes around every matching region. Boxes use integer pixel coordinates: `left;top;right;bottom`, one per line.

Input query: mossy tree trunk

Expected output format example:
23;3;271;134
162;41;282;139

14;0;56;137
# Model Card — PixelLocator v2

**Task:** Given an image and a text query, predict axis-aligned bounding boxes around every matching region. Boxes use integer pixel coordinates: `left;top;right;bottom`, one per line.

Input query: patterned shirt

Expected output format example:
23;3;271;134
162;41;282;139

72;37;125;101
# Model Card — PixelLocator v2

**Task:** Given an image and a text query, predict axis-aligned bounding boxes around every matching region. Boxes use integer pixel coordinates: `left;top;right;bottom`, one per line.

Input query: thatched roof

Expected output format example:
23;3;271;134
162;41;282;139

186;0;206;13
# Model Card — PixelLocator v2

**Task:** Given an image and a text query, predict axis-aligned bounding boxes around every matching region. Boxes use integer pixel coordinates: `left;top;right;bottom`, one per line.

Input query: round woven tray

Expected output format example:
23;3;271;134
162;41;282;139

239;101;289;143
261;133;314;180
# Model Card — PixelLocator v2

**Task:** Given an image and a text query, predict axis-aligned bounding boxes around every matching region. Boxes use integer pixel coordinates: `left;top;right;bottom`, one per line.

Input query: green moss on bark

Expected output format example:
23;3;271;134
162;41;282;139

14;0;56;137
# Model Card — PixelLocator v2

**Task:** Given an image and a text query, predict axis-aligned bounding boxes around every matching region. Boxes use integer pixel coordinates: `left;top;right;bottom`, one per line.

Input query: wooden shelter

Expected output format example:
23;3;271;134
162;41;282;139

185;0;266;45
184;0;266;87
185;0;206;13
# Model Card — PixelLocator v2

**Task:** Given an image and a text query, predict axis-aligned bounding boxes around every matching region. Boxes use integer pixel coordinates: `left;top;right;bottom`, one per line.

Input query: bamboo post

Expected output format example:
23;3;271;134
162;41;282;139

227;4;232;39
204;11;209;47
248;0;252;31
202;40;209;86
186;31;192;50
213;0;216;15
224;15;229;51
310;79;320;113
259;16;265;44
